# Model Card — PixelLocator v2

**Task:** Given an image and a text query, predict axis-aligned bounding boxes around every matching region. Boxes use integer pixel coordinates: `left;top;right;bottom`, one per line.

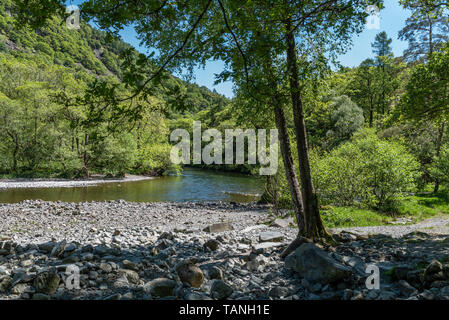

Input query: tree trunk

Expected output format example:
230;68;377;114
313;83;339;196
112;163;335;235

284;18;327;239
273;105;305;234
434;122;445;193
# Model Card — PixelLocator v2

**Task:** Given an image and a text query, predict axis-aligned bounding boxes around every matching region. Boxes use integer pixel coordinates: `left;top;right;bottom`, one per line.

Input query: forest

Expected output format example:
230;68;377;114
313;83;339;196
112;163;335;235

2;0;449;231
2;0;449;305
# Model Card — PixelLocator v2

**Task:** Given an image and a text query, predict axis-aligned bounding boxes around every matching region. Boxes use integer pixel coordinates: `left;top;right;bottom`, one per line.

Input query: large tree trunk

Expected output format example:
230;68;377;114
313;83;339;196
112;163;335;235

273;105;305;234
284;18;327;239
434;122;445;193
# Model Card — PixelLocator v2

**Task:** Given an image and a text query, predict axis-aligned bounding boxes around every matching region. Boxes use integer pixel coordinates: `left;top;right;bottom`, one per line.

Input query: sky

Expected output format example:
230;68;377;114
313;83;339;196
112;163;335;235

70;0;413;98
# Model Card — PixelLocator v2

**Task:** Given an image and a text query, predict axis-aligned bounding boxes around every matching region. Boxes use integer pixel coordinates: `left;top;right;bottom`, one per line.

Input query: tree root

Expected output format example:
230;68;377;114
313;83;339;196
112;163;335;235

280;236;312;259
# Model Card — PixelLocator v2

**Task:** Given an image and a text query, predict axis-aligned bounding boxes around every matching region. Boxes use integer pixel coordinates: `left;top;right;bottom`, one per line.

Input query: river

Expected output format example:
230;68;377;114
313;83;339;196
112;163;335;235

0;168;265;203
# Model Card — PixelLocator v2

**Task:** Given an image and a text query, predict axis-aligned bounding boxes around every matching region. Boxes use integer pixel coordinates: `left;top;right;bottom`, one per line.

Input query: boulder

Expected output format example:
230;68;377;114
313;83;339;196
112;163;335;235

259;231;284;243
293;243;352;284
176;262;204;288
203;222;234;233
204;239;220;251
210;280;233;300
0;275;11;293
144;278;177;297
34;269;60;295
270;219;291;228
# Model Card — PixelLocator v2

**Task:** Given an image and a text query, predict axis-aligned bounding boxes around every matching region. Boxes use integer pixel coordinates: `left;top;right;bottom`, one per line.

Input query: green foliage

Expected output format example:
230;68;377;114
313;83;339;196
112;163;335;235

312;129;420;211
326;95;364;147
0;4;230;178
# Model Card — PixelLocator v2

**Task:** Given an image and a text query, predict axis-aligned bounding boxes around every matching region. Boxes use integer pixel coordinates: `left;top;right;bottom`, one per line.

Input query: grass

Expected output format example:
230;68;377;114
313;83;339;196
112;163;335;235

321;206;392;228
318;190;449;229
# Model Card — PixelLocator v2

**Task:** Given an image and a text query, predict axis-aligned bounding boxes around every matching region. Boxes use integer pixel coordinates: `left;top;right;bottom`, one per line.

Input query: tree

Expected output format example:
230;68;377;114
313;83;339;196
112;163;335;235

372;31;392;57
399;0;449;62
13;0;383;243
326;95;364;147
348;59;380;127
401;44;449;192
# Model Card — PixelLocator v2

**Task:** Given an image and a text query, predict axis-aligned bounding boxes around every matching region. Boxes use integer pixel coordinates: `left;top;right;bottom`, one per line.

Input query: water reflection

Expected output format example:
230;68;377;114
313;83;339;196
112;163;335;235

0;168;264;203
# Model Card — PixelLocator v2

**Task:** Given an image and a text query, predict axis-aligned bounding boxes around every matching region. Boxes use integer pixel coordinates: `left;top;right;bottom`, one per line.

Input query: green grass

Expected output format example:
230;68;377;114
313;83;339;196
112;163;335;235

318;190;449;229
321;206;392;228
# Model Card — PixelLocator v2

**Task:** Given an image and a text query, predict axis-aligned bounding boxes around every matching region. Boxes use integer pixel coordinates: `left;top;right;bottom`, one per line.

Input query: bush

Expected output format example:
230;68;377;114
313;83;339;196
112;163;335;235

432;146;449;188
312;128;419;211
326;95;364;147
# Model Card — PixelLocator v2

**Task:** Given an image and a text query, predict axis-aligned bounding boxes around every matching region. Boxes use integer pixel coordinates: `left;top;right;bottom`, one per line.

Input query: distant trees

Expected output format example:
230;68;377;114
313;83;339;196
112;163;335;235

326;95;364;147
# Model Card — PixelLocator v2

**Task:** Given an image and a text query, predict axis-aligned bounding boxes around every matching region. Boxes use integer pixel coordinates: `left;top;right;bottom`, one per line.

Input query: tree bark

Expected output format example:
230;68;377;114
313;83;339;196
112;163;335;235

284;18;327;239
273;105;305;234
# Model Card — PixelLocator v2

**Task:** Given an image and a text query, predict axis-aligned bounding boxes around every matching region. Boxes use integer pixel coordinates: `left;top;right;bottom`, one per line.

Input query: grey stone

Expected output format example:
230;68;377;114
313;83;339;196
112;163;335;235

210;280;234;300
34;269;60;295
144;278;177;297
294;243;352;284
203;222;234;233
176;262;204;288
259;231;284;243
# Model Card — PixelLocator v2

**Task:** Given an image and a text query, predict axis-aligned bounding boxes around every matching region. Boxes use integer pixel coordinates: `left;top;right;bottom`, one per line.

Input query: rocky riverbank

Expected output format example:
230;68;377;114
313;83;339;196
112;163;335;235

1;200;449;300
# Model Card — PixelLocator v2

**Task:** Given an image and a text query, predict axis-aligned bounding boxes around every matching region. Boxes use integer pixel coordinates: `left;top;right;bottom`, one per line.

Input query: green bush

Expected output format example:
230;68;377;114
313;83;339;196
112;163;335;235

312;128;419;211
432;146;449;188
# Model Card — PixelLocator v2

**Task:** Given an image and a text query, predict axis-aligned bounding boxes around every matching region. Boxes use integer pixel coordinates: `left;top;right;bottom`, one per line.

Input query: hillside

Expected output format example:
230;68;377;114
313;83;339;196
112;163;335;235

0;0;229;178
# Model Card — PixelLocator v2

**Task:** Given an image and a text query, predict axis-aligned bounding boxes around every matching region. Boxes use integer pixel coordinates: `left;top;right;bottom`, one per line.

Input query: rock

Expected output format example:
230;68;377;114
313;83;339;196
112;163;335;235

204;239;220;251
407;269;424;288
184;290;213;300
269;286;289;298
377;290;398;300
424;260;444;284
270;218;291;228
393;265;410;281
103;293;121;300
293;243;352;284
122;260;139;271
425;260;443;274
203;222;234;233
11;283;33;295
244;255;269;272
259;231;284;243
99;262;113;273
32;293;51;300
285;254;296;270
38;242;56;253
210;280;233;300
0;275;11;293
144;278;177;297
176;262;204;288
34;269;60;295
50;240;66;258
206;266;224;280
320;291;340;300
118;269;140;284
20;259;34;268
398;280;418;296
252;242;284;254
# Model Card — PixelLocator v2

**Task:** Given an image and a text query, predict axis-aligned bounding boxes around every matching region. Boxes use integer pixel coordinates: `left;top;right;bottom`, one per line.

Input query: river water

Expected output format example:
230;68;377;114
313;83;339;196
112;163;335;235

0;168;265;203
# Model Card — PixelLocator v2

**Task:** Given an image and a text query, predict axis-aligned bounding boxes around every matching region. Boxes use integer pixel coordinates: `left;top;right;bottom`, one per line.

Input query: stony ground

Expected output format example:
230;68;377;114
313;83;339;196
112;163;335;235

1;200;449;300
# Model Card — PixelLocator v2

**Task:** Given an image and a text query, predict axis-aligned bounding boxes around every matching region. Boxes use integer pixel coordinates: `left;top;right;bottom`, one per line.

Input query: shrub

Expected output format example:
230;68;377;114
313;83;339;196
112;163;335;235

312;128;419;211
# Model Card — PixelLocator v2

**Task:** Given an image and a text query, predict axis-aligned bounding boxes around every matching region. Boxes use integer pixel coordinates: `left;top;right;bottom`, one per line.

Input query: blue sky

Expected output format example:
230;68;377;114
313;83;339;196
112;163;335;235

71;0;412;98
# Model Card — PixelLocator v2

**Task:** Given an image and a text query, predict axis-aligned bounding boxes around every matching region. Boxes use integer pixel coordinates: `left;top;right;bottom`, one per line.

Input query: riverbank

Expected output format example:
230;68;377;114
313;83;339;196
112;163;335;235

1;200;449;300
0;175;154;190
